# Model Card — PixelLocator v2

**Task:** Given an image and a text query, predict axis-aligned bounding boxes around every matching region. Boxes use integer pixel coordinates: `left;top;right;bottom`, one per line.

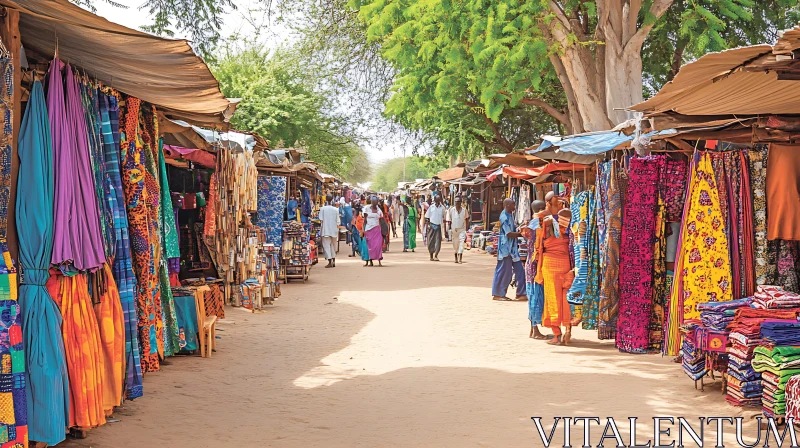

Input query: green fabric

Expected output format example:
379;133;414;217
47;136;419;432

159;262;181;357
407;206;417;250
158;139;180;260
754;345;800;363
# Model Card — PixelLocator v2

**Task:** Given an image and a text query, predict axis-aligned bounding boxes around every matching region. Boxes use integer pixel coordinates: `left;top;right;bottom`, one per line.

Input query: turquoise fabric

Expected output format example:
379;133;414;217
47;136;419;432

16;81;70;445
173;294;199;352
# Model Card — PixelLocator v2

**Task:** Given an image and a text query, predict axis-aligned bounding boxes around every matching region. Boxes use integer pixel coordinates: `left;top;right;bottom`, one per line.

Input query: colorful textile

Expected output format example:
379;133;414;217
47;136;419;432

99;93;142;399
650;197;667;352
527;282;544;326
785;376;800;420
17;79;69;445
47;272;106;429
365;226;383;261
663;159;688;222
92;264;125;416
172;294;198;352
766;143;800;241
257;176;287;247
82;84;114;261
750;145;776;286
406;206;417;250
49;60;106;271
776;241;800;293
539;229;574;329
0;300;28;447
566;188;600;329
158;140;180;262
204;285;225;320
203;173;218;237
497;210;520;262
119;98;160;373
158;264;180;357
597;161;624;340
668;153;733;354
617;156;662;354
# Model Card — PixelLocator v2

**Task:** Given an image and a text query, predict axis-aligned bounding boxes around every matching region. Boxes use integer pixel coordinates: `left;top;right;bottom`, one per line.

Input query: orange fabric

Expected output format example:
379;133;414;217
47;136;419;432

93;264;125;416
353;214;364;232
767;143;800;241
47;272;107;429
539;232;574;329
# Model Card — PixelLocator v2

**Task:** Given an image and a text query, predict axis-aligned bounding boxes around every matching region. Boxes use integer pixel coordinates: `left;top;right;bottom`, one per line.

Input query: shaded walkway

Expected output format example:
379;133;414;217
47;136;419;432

63;236;761;447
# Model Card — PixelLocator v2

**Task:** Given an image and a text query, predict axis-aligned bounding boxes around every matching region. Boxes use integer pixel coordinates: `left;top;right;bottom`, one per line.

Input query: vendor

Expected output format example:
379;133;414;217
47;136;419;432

287;192;299;221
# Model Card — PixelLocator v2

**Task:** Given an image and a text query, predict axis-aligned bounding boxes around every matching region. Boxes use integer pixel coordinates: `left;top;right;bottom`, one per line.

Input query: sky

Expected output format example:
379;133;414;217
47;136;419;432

90;0;400;165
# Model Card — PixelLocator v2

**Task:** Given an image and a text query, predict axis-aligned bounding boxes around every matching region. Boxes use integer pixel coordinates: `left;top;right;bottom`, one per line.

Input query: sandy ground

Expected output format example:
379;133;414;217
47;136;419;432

62;235;766;448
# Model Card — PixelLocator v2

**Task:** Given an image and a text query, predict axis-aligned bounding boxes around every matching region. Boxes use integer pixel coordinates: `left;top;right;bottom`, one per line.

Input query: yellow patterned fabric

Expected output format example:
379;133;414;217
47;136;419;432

675;153;733;322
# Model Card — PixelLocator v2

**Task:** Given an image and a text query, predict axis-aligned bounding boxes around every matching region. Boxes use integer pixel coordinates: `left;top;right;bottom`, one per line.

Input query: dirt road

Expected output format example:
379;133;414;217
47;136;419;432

63;236;760;447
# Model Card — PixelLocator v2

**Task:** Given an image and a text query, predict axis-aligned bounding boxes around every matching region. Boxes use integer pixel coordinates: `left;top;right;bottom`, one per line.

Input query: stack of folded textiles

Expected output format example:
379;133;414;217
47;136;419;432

727;331;763;407
761;321;800;346
786;376;800;421
698;298;751;331
752;285;800;309
682;327;707;381
752;345;800;418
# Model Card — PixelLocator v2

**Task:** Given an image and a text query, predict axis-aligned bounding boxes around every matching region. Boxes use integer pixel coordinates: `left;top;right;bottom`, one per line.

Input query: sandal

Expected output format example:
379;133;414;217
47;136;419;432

492;296;513;301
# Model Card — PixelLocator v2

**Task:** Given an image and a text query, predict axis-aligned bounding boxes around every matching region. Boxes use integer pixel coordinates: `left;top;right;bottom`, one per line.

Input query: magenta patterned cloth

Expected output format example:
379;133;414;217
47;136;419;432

49;59;105;271
616;156;664;354
663;159;688;222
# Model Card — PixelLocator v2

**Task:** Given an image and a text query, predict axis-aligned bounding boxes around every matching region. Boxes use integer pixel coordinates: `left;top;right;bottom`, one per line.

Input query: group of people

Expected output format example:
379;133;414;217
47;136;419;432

317;192;471;267
491;192;576;346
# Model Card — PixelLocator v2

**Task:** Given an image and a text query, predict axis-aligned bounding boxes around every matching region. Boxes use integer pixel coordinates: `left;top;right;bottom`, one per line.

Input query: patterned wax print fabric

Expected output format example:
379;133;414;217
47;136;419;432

157;140;180;266
566;188;600;330
663;159;688;222
119;97;160;373
786;376;800;421
616;156;663;354
749;145;776;286
258;176;287;247
597;161;625;340
158;264;180;358
650;197;667;352
47;272;106;429
99;93;143;399
204;285;225;320
672;152;733;321
517;184;531;225
0;300;27;447
92;264;125;417
81;84;114;261
203;173;218;237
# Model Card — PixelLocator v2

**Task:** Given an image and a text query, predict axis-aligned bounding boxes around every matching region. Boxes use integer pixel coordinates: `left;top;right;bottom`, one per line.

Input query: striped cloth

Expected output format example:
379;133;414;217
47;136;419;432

100;93;143;399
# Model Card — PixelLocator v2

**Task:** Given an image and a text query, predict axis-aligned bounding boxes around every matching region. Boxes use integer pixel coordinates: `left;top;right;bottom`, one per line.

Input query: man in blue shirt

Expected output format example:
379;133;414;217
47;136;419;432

286;194;299;221
492;198;526;301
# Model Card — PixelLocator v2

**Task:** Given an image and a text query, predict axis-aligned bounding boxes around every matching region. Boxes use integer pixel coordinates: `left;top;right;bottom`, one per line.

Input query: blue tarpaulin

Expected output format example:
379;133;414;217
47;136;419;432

528;130;676;156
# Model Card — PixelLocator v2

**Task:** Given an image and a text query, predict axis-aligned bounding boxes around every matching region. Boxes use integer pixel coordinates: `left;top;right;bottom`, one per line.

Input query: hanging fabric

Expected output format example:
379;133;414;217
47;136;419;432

616;156;663;354
596;160;625;340
99;92;143;399
749;144;777;286
50;60;106;272
650;195;667;352
566;187;599;330
119;97;160;373
17;79;60;446
82;82;114;260
92;264;124;416
257;176;287;247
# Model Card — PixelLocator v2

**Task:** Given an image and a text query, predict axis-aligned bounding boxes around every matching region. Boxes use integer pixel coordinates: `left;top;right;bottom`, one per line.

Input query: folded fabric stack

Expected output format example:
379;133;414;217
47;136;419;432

697;298;751;331
752;285;800;309
786;376;800;420
761;321;800;346
682;330;707;381
753;345;800;417
727;332;763;407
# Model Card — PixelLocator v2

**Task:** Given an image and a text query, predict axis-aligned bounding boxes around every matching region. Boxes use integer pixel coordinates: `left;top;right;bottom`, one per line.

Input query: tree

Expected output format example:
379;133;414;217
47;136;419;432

211;42;370;183
370;156;448;192
354;0;800;136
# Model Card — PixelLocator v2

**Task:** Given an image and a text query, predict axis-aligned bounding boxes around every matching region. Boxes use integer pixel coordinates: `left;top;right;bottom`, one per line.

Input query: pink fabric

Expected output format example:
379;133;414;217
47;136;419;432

616;156;664;353
163;144;216;168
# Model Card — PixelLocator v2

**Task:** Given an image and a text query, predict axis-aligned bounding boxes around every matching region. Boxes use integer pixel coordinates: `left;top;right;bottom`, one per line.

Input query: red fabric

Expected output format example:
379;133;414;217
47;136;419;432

485;163;589;181
163;144;217;169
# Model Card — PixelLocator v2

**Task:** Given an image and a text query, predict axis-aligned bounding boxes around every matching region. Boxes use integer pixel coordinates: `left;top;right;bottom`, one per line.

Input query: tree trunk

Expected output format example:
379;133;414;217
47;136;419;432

604;42;644;126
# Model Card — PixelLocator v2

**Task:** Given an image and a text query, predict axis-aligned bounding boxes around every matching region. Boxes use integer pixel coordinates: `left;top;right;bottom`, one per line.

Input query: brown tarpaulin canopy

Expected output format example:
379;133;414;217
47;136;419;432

5;0;237;127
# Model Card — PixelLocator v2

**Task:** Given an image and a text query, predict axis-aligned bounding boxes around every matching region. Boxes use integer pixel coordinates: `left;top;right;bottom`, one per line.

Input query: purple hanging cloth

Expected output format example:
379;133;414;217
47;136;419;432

48;59;105;271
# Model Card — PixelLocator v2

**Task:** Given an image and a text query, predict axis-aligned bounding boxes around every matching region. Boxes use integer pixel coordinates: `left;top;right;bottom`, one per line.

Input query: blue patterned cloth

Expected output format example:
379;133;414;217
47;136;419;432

497;210;519;262
100;93;143;400
258;176;287;247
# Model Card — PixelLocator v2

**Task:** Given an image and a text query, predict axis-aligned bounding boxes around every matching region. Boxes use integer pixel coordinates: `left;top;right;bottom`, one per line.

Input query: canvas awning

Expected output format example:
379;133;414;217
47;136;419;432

5;0;237;127
437;166;466;181
486;163;590;182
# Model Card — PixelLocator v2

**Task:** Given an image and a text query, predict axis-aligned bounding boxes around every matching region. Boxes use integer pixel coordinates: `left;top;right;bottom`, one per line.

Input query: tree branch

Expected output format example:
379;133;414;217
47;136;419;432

519;97;570;128
667;36;688;82
547;1;573;31
626;0;673;51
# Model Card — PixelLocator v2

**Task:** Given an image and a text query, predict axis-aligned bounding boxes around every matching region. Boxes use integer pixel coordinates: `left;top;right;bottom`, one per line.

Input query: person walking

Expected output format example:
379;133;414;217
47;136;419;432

491;198;526;301
319;194;340;268
363;196;385;267
340;197;353;245
404;196;418;252
522;200;548;339
425;194;446;261
349;197;363;258
446;196;468;263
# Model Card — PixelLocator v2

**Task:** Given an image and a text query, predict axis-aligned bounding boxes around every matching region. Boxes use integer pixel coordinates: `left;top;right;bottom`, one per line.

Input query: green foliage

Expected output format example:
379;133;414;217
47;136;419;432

370;156;448;192
211;42;370;184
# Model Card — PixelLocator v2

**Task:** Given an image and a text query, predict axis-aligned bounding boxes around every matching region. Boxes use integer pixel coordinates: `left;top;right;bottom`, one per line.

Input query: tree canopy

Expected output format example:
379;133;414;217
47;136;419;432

211;42;371;183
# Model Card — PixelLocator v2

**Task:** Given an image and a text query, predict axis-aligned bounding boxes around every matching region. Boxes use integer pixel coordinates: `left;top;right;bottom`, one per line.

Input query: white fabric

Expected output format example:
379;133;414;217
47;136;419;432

364;207;383;231
447;206;468;229
321;236;337;260
320;205;340;237
451;228;466;254
425;203;446;225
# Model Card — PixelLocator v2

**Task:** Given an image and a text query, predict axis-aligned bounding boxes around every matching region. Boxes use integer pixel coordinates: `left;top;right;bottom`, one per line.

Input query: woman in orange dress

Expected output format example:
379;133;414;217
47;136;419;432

535;204;575;345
